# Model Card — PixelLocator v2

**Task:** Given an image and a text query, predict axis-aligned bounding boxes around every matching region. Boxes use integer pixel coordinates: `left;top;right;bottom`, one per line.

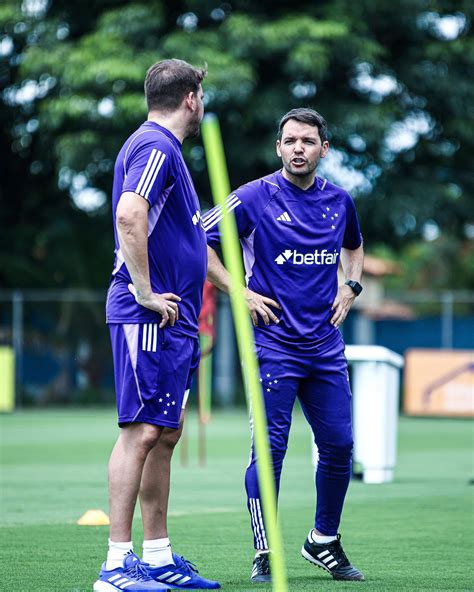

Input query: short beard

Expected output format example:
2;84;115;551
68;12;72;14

185;113;202;139
283;161;316;179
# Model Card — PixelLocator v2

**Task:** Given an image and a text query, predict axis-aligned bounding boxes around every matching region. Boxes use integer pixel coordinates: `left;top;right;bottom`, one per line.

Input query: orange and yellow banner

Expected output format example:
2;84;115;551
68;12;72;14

404;349;474;417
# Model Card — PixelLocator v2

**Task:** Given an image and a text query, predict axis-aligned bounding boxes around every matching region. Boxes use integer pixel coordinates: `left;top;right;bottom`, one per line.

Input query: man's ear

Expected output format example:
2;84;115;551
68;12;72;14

276;140;281;158
321;141;330;158
185;91;196;111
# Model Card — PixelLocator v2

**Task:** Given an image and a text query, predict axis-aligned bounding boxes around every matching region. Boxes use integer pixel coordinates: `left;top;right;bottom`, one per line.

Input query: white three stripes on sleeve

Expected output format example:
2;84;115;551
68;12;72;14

135;149;167;199
201;194;242;231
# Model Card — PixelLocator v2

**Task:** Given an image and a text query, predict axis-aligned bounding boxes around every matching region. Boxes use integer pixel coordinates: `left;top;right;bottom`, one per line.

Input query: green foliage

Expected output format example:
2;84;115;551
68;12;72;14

372;237;474;291
1;0;473;289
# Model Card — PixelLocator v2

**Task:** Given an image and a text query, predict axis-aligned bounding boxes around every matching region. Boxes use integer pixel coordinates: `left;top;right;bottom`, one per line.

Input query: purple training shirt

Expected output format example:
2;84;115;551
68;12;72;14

106;121;207;337
203;170;362;354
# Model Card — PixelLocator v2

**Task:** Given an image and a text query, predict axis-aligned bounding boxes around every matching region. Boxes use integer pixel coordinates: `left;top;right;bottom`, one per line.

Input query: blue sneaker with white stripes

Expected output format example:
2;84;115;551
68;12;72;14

301;532;365;581
93;552;171;591
147;554;221;589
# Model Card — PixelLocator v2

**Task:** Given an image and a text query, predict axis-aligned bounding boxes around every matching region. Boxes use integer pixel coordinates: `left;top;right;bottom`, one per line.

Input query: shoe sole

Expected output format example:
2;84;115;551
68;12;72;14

301;547;364;582
94;582;121;592
149;579;220;590
165;586;220;590
250;576;272;584
93;580;171;591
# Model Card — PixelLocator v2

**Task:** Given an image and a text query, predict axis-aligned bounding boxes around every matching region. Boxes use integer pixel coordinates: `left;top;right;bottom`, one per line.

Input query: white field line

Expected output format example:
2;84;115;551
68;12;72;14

168;507;239;517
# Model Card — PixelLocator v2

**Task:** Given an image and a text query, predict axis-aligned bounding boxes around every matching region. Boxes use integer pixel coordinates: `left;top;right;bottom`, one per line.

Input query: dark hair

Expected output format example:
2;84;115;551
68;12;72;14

277;108;328;143
145;59;207;112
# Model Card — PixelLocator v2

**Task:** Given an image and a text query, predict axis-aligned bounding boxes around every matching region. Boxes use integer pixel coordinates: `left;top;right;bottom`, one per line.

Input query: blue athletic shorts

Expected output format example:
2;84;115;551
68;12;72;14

109;323;200;429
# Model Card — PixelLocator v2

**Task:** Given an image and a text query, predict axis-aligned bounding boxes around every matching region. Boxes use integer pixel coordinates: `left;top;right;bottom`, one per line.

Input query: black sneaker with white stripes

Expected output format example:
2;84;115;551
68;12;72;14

301;532;364;581
250;552;271;583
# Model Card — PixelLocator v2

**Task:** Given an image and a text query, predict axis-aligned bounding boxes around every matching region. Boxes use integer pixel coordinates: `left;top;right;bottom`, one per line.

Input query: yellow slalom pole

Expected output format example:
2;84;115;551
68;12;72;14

201;113;288;592
0;346;15;412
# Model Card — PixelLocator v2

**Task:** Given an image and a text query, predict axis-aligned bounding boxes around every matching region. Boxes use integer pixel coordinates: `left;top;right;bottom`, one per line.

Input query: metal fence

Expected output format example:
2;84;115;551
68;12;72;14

0;290;110;406
0;289;473;407
385;290;474;350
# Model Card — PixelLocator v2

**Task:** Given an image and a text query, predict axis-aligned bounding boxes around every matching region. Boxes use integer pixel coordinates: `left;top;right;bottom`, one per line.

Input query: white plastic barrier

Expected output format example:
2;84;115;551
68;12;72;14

312;345;404;484
346;345;404;483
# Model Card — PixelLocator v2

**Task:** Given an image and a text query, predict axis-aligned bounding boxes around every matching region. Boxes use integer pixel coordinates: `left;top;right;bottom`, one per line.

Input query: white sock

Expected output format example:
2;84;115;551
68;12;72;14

106;539;133;570
309;529;337;544
142;537;174;567
255;549;270;557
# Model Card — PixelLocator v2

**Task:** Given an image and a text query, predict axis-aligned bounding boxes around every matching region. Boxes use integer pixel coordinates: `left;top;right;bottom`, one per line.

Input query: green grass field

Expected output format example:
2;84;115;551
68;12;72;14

1;408;473;591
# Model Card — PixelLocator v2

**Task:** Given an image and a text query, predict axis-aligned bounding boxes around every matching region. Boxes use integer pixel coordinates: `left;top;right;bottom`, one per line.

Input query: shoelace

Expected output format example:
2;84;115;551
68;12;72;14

176;556;199;574
124;560;152;581
325;535;349;567
255;554;270;574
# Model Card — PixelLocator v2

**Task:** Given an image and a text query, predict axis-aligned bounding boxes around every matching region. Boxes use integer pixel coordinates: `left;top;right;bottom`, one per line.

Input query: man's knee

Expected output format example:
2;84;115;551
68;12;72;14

126;423;162;453
317;427;353;462
334;436;353;459
158;423;183;451
250;433;288;469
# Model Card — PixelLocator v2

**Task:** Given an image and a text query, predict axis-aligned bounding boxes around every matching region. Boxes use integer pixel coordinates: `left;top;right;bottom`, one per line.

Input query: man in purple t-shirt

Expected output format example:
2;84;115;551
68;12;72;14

95;60;220;592
204;108;365;583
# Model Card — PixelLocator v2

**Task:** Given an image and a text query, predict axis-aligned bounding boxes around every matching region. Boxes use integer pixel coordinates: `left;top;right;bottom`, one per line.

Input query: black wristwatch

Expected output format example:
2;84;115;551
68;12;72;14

345;280;363;296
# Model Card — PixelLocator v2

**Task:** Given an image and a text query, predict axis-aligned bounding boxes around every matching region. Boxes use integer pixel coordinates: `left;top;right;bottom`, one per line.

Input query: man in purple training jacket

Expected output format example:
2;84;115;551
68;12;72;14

95;59;220;592
204;108;365;583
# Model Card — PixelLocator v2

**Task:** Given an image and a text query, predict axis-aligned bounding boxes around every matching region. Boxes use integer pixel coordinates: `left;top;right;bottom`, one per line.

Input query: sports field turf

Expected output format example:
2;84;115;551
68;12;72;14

1;408;473;591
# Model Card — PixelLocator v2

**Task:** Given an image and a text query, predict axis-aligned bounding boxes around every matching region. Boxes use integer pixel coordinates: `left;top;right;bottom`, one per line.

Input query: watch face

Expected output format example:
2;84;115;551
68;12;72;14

346;280;362;295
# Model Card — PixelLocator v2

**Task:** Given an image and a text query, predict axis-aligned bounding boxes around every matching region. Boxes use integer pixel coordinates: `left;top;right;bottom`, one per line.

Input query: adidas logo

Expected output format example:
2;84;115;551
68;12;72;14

276;211;291;222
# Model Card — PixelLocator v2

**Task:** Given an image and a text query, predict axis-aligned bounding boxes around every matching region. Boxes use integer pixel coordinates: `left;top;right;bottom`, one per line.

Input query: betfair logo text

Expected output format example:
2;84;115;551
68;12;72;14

274;249;339;265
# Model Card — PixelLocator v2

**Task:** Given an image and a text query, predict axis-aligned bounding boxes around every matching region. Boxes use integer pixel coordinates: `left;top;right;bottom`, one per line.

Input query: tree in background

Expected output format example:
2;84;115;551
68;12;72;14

1;0;473;289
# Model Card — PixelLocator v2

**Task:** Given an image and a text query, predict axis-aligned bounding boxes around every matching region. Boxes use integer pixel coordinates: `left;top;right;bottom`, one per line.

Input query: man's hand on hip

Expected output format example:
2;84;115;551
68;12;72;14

128;284;181;328
330;284;356;328
244;288;281;327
